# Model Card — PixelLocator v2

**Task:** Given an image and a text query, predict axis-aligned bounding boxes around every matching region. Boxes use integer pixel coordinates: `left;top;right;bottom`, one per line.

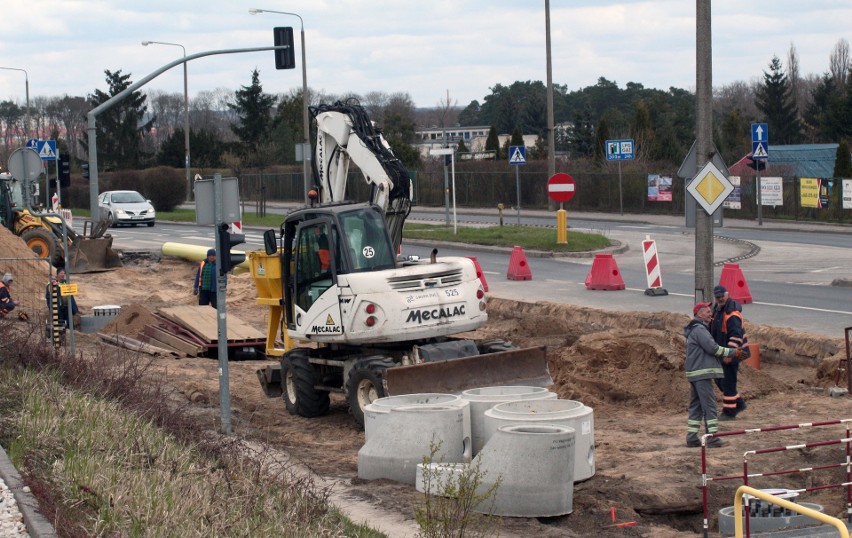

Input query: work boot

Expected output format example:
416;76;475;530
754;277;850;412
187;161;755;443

718;412;737;421
686;439;702;448
706;437;728;448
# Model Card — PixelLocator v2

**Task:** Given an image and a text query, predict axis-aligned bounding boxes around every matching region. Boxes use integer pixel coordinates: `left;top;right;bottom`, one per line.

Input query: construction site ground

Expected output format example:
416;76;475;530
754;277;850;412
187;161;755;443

2;223;852;537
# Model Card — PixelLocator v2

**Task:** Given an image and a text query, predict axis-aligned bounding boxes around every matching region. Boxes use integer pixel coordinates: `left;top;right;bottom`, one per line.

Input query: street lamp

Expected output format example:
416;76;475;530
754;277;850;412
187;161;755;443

0;66;30;140
142;40;192;202
249;8;311;205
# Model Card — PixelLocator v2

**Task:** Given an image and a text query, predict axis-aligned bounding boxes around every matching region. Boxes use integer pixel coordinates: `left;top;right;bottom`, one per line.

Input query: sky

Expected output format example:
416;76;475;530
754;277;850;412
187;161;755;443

1;1;850;111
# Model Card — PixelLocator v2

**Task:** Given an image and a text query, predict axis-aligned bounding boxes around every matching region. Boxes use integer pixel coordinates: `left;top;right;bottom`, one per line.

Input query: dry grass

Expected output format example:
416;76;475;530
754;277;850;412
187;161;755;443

0;319;384;537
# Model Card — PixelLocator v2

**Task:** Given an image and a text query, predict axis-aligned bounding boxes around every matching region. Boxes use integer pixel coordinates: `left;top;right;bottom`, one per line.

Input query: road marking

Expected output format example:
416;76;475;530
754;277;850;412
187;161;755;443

811;266;843;273
753;302;852;316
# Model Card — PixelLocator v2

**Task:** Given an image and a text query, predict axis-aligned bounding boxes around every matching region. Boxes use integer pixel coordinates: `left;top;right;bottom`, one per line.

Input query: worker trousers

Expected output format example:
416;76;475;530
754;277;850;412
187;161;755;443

687;379;720;444
198;290;217;309
715;363;746;417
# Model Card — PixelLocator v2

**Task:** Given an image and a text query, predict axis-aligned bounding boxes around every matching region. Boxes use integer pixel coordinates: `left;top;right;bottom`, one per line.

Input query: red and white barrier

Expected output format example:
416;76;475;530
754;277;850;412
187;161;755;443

642;235;668;296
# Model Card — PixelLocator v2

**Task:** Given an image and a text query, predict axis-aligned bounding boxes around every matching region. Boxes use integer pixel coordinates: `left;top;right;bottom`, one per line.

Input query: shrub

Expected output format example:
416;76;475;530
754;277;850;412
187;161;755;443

140;167;186;212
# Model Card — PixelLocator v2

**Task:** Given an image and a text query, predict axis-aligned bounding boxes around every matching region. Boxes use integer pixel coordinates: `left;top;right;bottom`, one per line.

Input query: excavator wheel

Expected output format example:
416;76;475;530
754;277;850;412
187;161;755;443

281;350;330;418
21;227;61;265
346;357;396;428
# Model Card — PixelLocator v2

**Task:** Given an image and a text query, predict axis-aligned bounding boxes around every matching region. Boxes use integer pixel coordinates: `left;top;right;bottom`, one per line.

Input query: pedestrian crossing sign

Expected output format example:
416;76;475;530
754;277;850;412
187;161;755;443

509;145;526;165
37;140;57;161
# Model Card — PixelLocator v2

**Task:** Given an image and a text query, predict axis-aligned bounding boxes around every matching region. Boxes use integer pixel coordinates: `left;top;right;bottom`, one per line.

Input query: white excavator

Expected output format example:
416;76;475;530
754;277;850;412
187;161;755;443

253;100;550;427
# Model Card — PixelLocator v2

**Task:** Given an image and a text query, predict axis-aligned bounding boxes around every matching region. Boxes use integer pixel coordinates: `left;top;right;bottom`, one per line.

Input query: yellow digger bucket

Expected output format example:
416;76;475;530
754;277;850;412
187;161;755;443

383;346;552;396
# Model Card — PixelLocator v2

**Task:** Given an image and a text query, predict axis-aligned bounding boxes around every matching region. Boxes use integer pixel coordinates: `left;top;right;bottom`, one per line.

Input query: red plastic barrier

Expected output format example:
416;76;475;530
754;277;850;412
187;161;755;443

585;253;625;290
718;263;753;304
467;256;489;291
507;246;532;281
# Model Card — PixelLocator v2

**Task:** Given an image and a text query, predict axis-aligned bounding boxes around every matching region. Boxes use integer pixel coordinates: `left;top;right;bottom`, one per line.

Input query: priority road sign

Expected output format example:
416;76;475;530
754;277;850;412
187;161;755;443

547;173;575;203
686;160;734;215
508;145;526;165
37;140;57;161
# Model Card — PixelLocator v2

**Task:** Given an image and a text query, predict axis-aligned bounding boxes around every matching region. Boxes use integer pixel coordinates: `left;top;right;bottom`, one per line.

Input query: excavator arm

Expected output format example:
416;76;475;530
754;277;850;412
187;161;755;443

310;100;412;252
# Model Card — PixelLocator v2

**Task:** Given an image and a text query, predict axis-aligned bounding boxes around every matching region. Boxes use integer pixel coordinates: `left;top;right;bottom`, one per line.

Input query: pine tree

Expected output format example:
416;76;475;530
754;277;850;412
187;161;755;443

835;139;852;178
755;56;801;144
229;69;278;159
485;126;500;160
86;70;150;169
593;118;610;169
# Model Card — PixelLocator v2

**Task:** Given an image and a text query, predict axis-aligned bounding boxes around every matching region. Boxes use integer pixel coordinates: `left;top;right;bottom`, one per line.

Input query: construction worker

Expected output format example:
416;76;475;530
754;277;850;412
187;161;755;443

0;272;18;317
193;249;218;309
710;285;749;420
685;302;745;448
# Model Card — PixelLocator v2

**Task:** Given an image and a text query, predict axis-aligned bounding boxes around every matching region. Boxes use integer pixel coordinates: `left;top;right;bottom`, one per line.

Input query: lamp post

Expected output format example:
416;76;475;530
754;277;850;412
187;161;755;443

249;8;311;205
142;40;192;201
0;66;30;140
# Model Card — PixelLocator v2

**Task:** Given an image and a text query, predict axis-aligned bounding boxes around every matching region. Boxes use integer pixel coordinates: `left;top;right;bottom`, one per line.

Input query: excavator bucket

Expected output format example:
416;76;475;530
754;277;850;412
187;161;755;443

384;346;552;396
67;236;123;273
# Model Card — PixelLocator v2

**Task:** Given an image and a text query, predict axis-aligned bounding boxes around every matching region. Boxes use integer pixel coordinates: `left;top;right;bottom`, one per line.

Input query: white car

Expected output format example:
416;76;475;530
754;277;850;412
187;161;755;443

98;190;156;227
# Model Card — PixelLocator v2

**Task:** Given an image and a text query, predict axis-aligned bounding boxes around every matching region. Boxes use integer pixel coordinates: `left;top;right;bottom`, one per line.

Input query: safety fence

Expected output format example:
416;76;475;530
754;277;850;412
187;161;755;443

700;419;852;538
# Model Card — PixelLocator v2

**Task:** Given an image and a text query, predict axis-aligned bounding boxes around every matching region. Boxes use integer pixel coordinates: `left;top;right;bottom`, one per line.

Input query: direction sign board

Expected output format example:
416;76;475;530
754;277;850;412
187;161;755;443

508;145;526;165
605;139;634;161
686;160;734;215
37;140;57;161
547;173;575;203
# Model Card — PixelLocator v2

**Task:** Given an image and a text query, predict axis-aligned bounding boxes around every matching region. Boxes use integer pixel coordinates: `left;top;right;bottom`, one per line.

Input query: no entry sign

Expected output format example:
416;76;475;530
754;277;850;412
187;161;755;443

547;173;576;203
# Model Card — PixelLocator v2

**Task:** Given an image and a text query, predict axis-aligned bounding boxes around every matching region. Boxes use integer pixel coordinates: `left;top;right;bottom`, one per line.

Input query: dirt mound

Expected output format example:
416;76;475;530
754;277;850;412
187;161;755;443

0;226;52;316
101;304;162;337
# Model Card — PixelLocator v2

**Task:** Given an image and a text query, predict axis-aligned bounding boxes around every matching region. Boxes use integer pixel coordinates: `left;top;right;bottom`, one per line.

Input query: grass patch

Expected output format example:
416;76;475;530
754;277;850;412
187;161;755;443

0;322;385;537
404;223;611;252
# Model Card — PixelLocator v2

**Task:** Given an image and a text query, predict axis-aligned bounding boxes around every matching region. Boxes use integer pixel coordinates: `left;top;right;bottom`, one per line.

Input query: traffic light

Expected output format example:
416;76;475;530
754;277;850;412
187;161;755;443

81;162;90;180
217;222;246;276
273;27;296;70
58;155;71;187
746;157;767;172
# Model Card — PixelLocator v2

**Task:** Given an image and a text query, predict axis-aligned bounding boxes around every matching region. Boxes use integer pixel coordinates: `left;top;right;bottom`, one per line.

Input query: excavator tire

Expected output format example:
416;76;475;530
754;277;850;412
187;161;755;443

346;357;397;428
21;227;61;265
281;350;330;418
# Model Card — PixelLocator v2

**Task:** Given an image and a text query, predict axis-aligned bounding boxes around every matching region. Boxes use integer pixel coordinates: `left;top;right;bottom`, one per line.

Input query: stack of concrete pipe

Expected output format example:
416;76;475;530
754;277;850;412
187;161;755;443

359;386;595;518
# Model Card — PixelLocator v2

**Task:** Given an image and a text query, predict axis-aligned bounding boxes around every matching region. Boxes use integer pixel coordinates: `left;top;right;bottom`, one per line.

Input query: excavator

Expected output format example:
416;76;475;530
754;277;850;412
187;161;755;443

252;100;551;427
0;173;121;273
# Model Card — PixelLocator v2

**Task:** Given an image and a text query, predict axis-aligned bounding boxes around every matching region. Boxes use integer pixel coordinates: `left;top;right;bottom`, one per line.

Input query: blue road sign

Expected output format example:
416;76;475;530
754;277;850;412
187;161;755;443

752;141;768;160
25;138;38;149
36;140;57;161
605;139;635;161
508;145;527;165
751;123;768;143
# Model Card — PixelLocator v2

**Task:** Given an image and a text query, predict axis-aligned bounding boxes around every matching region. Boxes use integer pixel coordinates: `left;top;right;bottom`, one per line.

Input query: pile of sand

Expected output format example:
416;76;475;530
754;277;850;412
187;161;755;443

101;303;162;338
0;226;52;316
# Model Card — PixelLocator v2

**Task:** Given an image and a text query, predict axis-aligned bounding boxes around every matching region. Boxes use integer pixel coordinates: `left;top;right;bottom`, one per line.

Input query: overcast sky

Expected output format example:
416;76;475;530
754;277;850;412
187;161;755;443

1;0;850;110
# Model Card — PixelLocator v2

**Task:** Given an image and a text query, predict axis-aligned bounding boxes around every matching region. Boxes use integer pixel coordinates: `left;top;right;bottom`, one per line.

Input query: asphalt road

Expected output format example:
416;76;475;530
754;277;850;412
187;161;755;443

85;208;852;339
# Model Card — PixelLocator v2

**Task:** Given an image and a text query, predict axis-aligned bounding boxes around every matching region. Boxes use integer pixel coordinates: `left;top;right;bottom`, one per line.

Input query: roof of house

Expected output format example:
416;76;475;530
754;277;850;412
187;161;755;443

728;143;842;177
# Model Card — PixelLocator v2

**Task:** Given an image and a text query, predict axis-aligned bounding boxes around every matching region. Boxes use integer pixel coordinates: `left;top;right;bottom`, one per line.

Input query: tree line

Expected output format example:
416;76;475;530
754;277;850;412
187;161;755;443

0;38;849;178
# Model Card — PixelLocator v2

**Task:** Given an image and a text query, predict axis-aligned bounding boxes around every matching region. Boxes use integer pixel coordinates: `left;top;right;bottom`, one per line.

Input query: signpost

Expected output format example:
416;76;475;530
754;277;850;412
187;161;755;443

605;139;634;215
751;123;769;226
508;145;526;224
547;173;575;244
430;148;457;233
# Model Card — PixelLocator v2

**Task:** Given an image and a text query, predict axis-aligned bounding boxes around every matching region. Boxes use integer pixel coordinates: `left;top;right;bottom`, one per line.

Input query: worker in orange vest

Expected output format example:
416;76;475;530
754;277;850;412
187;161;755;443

710;285;749;420
193;249;218;308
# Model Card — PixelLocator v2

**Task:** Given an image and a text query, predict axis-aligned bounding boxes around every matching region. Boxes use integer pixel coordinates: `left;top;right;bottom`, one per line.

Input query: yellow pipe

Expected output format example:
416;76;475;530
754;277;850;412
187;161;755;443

161;242;251;274
734;486;849;538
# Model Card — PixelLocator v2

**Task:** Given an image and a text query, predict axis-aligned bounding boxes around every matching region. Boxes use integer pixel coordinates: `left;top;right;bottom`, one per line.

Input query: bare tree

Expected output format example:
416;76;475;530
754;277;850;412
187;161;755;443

45;95;88;159
435;89;459;128
787;43;805;120
829;38;850;87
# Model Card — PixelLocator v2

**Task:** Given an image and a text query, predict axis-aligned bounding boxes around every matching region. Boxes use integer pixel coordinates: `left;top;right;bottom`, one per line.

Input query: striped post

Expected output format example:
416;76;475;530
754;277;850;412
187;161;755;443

642;235;667;296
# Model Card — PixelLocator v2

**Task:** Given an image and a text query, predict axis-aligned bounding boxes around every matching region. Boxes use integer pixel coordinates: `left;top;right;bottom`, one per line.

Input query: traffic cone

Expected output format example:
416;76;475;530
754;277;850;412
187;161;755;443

467;256;489;291
718;263;753;304
507;246;532;281
585;253;625;290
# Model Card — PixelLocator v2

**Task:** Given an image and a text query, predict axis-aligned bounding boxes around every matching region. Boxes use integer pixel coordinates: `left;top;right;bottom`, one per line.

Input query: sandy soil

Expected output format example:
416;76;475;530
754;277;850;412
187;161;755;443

3;225;852;537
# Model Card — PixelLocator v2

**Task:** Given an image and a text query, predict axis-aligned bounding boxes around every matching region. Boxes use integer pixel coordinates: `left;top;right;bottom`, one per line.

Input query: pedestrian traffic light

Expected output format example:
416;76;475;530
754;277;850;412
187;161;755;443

81;162;90;180
273;27;296;70
58;155;71;187
217;222;246;276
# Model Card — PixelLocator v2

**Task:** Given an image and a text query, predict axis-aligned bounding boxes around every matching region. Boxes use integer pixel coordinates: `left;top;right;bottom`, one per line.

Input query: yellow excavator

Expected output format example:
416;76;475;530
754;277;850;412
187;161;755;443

0;173;121;273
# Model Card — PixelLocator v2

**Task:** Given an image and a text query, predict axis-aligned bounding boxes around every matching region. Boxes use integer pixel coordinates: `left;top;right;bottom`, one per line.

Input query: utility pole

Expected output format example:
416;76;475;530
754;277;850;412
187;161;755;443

694;0;714;301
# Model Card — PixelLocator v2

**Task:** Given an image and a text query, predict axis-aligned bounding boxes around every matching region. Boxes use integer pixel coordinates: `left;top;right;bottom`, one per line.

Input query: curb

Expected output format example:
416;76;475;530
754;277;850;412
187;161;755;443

0;444;58;537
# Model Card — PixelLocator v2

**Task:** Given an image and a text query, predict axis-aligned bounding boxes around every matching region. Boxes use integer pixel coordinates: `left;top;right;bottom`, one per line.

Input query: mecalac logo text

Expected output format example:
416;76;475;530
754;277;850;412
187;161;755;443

406;305;466;324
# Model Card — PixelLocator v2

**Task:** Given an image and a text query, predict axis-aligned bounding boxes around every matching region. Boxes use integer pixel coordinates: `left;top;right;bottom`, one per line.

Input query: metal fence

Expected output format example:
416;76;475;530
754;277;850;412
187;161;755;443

238;165;851;224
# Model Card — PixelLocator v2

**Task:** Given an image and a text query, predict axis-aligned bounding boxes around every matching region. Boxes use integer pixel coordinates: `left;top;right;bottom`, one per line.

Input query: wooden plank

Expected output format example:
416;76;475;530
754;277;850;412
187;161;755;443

97;333;178;357
157;305;264;344
142;325;201;356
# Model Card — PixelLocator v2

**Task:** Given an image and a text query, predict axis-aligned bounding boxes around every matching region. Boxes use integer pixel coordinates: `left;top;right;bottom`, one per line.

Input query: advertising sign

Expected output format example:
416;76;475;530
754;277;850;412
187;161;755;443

724;176;742;210
760;177;783;206
800;178;832;209
843;179;852;209
647;174;672;202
